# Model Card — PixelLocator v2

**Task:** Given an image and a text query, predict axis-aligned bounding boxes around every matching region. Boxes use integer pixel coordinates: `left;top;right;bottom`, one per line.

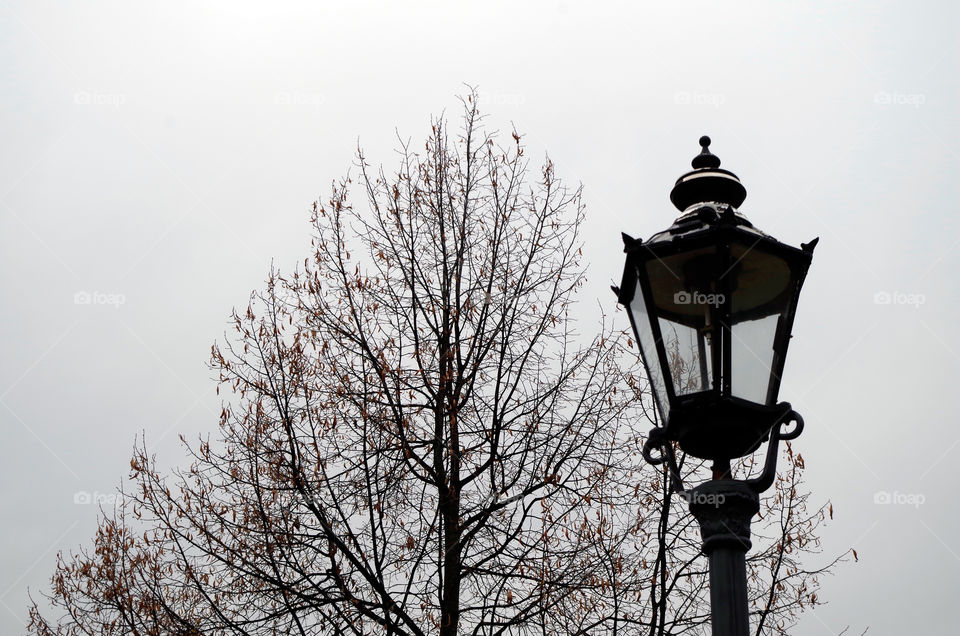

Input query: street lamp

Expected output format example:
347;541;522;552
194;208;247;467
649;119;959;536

616;136;817;636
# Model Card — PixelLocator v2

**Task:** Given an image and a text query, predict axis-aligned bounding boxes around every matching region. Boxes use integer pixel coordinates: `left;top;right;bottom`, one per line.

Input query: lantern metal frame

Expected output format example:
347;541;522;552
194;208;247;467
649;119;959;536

618;205;817;463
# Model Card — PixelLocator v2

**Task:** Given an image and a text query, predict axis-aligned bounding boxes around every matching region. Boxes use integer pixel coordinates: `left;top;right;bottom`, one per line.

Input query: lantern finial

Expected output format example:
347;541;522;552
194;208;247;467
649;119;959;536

691;136;721;170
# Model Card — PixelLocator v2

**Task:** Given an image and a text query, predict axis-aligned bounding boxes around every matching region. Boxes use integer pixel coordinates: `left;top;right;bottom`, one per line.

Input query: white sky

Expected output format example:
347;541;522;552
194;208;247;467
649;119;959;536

1;1;957;633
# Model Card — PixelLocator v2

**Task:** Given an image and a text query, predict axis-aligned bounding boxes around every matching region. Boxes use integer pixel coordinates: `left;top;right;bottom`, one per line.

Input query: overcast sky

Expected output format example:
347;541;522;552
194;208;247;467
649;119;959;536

2;1;957;633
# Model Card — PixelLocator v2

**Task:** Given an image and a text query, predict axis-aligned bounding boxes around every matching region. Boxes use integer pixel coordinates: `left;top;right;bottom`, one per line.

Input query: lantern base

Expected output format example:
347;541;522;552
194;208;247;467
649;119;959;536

668;396;790;462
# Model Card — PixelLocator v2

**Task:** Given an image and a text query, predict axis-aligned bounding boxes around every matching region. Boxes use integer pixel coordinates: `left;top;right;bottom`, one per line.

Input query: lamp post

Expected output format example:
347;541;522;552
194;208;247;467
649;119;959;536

615;137;817;636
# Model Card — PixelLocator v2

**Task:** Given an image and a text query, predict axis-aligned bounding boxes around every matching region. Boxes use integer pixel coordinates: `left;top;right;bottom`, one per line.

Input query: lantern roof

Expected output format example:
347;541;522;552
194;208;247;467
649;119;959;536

646;202;769;246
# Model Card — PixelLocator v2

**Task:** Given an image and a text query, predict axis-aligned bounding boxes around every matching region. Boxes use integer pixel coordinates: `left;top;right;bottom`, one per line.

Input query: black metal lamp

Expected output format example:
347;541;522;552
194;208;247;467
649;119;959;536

618;136;817;465
616;137;819;636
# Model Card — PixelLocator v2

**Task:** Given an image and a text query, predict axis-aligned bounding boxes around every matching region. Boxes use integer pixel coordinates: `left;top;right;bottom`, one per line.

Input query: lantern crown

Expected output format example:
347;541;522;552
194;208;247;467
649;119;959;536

670;136;747;212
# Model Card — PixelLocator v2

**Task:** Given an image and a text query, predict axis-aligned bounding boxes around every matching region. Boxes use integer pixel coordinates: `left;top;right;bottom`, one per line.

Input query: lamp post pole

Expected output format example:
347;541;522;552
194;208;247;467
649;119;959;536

689;480;759;636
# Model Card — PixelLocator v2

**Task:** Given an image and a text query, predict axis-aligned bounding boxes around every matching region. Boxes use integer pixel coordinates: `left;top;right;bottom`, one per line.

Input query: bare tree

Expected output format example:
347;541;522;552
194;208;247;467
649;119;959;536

29;92;847;636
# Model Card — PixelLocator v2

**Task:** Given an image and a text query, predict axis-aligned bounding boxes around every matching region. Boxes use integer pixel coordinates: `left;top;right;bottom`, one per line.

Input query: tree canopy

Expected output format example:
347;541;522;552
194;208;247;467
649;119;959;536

29;92;844;636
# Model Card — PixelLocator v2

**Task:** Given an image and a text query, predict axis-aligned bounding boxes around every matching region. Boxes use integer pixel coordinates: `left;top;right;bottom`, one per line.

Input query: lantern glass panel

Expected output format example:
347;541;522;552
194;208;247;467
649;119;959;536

628;282;669;417
657;317;712;395
726;242;795;404
730;313;779;403
644;246;721;397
